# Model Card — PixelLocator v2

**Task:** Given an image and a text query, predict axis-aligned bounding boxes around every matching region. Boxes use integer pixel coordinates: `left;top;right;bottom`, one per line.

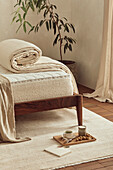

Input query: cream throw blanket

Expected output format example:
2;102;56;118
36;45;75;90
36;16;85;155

0;74;31;142
0;39;42;72
0;39;78;142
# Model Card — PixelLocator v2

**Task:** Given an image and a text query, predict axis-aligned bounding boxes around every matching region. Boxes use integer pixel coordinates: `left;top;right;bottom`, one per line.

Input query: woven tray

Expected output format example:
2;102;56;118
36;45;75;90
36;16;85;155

53;133;96;146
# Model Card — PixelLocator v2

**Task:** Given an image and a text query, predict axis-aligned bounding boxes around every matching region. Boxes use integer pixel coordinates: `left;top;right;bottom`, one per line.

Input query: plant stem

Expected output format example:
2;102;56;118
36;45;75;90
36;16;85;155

46;0;63;60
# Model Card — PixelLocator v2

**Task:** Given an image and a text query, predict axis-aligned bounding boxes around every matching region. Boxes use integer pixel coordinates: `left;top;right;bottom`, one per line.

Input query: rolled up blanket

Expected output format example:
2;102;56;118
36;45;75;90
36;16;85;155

0;39;42;72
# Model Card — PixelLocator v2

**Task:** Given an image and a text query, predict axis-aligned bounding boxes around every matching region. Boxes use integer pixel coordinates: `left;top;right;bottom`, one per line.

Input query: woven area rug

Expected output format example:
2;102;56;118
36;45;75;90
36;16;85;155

0;108;113;170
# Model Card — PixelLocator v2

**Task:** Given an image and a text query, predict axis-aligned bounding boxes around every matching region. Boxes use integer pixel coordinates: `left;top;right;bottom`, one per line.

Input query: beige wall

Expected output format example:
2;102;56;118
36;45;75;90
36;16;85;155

71;0;104;89
0;0;104;89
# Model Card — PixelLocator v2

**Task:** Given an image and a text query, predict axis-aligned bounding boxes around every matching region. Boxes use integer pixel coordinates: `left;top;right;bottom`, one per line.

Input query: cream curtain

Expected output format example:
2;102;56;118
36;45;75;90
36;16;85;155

84;0;113;103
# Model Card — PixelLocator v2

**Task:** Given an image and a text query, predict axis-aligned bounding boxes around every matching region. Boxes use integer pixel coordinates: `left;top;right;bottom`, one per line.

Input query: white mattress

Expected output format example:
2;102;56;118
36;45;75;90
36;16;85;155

0;66;73;103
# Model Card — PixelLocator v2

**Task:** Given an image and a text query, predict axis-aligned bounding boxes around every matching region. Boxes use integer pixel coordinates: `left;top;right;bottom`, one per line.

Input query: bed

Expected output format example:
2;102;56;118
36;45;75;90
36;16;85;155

0;39;83;142
0;65;82;126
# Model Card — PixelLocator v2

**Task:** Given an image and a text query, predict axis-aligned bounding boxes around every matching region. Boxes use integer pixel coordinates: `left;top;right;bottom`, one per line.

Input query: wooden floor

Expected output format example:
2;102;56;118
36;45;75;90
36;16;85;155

60;84;113;170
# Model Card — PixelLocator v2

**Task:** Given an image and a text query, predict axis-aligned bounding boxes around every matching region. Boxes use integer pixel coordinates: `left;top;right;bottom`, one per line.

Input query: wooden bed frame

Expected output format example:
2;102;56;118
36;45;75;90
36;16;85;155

14;93;83;126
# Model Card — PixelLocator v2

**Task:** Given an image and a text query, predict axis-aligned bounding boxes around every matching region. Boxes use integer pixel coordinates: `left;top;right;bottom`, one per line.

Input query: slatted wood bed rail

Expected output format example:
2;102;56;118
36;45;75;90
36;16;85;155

14;93;83;126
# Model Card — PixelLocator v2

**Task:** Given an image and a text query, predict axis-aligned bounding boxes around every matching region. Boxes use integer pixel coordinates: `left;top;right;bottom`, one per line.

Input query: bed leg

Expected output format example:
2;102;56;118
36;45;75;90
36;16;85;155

76;95;83;126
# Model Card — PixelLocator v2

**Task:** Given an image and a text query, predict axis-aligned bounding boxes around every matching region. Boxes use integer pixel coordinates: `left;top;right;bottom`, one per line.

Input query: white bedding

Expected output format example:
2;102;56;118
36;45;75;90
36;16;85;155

0;39;42;72
0;65;73;103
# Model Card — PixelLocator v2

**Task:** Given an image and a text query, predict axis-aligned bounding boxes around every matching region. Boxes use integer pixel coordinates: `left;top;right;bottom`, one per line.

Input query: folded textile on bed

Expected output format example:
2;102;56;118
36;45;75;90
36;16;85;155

0;39;42;72
27;56;78;93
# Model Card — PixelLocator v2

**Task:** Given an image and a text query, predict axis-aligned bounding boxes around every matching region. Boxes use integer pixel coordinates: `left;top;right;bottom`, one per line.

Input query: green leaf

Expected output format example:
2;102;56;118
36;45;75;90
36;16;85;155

63;17;68;21
35;24;39;32
58;24;62;30
23;21;26;33
33;0;37;4
60;20;64;26
64;36;68;40
67;37;73;44
46;21;49;31
65;24;69;32
28;26;35;34
44;9;48;18
70;24;75;33
36;25;39;32
53;5;57;9
16;23;22;33
14;3;19;8
40;20;45;26
38;4;46;12
22;2;25;8
49;19;51;29
25;0;28;4
19;0;22;5
21;6;27;13
55;13;59;18
64;43;68;53
53;22;56;34
49;13;52;18
68;44;72;51
71;38;76;43
11;15;17;24
16;19;20;23
18;13;22;23
53;34;59;46
30;3;35;11
26;21;32;28
17;7;20;13
36;0;43;8
23;13;26;20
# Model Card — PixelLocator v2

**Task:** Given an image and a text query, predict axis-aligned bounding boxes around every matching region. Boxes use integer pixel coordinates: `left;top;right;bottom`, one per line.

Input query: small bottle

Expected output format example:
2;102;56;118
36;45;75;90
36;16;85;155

78;125;86;136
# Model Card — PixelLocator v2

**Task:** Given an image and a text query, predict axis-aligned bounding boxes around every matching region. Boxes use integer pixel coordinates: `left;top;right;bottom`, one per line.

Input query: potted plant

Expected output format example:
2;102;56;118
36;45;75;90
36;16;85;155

12;0;76;66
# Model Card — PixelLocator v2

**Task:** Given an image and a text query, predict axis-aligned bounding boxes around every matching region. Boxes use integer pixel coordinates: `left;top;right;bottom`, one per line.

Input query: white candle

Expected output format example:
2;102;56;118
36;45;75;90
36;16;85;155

78;125;86;136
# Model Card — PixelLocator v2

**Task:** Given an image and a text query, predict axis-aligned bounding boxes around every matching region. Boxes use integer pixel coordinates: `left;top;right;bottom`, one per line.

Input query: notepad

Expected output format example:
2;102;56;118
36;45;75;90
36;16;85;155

44;144;71;157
